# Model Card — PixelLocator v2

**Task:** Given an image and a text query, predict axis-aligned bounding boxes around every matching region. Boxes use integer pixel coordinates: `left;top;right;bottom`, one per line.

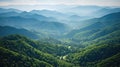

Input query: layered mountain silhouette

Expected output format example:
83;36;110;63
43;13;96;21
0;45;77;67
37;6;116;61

0;6;120;67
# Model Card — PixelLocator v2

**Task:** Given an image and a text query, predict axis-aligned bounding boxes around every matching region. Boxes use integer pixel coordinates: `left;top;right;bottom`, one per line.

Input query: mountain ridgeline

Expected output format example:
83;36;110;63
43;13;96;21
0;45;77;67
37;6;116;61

0;6;120;67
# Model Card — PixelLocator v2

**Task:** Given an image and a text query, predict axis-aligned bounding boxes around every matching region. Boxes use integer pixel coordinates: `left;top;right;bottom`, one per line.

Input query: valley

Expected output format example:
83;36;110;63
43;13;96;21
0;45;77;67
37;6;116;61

0;5;120;67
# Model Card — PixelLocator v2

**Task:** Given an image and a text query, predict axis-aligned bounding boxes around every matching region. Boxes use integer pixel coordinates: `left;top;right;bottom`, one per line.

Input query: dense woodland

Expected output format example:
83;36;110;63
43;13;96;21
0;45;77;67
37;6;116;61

0;6;120;67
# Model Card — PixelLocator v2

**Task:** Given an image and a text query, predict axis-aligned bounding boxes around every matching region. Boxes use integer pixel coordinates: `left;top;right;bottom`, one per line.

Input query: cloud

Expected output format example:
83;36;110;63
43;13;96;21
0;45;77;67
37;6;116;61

0;0;120;6
0;0;13;2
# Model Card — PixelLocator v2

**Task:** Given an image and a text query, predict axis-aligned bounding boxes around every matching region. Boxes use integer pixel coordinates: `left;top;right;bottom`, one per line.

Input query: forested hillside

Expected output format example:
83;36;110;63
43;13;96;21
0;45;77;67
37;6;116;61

0;7;120;67
0;35;73;67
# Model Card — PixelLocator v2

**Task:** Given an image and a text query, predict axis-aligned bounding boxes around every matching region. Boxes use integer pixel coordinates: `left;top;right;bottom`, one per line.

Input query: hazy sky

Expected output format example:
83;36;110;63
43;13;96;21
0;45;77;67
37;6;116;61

0;0;120;6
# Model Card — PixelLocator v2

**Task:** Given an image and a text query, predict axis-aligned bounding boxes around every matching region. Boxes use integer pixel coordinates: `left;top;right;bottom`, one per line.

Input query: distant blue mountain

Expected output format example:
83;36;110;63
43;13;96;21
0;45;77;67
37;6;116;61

93;8;120;17
0;11;19;17
0;8;22;13
62;5;120;18
30;10;65;17
0;26;39;39
0;10;56;22
30;9;69;21
66;12;120;39
0;8;69;36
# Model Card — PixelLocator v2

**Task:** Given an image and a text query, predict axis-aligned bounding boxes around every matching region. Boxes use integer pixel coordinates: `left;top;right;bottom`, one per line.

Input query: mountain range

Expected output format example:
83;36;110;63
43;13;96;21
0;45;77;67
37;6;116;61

0;6;120;67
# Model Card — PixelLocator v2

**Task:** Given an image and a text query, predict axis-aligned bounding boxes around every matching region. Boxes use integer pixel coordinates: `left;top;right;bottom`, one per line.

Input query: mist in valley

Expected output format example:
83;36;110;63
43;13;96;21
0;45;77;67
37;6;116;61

0;0;120;67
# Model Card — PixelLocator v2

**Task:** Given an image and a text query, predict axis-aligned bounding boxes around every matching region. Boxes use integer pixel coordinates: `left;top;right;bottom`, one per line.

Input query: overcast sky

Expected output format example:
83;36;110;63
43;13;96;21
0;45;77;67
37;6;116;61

0;0;120;6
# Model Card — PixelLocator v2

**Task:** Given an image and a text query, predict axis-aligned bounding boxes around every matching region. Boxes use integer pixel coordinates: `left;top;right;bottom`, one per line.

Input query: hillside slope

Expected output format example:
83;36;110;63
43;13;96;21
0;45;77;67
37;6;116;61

0;35;73;67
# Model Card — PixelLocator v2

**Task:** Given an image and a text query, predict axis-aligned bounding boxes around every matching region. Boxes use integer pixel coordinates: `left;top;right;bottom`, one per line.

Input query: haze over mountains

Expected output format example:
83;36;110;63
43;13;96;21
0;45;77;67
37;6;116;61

0;5;120;67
